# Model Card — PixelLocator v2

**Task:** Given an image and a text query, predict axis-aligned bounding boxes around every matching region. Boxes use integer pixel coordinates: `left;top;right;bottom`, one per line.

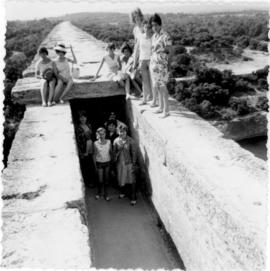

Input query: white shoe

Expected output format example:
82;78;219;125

60;99;64;104
42;102;47;107
47;102;52;107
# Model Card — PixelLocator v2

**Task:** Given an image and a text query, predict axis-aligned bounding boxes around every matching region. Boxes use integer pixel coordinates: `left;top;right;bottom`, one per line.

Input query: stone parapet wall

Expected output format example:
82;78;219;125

126;98;267;271
1;105;91;268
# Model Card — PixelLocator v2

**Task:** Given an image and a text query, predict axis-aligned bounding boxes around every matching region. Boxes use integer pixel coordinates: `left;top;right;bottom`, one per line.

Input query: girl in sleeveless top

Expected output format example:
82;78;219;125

93;42;122;81
119;43;142;99
93;127;112;201
53;44;77;104
35;47;57;107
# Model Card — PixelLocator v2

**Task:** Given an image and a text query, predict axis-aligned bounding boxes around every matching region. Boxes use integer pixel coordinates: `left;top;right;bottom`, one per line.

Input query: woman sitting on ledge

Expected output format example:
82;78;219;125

53;44;77;104
35;47;57;107
93;42;121;81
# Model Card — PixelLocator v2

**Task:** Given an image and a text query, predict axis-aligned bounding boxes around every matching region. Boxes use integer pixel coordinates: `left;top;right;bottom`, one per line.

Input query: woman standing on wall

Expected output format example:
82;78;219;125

53;44;77;104
75;111;96;188
130;8;144;81
113;125;138;206
149;13;173;117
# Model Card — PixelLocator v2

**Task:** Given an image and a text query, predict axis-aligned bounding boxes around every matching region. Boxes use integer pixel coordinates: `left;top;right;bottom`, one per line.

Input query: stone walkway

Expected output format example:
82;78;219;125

85;187;184;269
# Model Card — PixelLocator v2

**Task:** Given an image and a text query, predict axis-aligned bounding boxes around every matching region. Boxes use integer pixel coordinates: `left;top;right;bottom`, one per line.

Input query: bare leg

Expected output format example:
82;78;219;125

103;165;110;199
141;60;152;103
40;79;48;106
59;79;73;102
151;82;159;107
125;78;131;96
54;79;64;102
161;84;169;116
48;79;56;105
96;168;103;197
131;79;142;96
157;85;164;112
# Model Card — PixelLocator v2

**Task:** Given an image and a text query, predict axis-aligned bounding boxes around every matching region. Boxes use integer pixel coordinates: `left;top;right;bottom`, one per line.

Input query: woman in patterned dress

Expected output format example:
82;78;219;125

149;13;173;118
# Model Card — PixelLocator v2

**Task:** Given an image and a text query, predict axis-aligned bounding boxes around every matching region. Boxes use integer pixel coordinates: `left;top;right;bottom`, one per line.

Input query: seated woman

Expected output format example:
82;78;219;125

93;42;121;81
113;125;138;205
35;47;57;107
53;44;77;104
119;42;142;99
75;111;96;188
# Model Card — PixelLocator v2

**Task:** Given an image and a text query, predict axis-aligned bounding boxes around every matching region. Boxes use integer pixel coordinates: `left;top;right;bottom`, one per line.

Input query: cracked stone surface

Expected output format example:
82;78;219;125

2;104;91;268
126;98;267;271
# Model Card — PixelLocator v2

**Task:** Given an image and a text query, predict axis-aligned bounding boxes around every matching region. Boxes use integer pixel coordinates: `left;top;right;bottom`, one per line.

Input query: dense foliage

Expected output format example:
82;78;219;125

172;65;269;120
66;11;268;78
65;11;268;52
3;18;59;166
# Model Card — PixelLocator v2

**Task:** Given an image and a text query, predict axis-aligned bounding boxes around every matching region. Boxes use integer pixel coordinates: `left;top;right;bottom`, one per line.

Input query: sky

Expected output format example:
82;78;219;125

5;0;269;21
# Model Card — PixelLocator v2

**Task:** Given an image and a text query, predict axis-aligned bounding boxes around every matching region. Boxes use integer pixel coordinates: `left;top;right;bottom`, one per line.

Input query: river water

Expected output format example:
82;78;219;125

237;136;267;161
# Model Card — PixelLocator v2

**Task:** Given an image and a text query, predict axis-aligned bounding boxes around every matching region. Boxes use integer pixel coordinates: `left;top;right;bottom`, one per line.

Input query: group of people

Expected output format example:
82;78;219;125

76;111;138;205
35;44;77;106
93;9;173;118
35;8;172;118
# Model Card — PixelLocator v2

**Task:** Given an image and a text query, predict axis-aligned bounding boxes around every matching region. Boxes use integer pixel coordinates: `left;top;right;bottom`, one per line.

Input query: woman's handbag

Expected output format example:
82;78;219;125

71;63;80;79
42;68;55;81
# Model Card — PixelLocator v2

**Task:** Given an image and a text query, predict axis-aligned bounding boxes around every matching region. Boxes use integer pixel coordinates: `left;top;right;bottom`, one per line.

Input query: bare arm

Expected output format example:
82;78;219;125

35;62;42;79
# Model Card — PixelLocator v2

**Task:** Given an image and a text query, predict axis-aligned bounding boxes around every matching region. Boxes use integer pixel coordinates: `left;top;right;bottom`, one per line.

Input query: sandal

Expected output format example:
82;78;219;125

139;101;147;106
150;103;158;108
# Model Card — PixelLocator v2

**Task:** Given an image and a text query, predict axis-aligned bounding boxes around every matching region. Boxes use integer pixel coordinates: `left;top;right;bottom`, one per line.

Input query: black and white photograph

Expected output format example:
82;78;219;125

1;0;269;270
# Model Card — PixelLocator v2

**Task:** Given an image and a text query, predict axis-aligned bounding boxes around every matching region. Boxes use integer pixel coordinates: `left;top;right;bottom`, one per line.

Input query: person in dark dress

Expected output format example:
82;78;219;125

75;111;96;188
106;119;119;187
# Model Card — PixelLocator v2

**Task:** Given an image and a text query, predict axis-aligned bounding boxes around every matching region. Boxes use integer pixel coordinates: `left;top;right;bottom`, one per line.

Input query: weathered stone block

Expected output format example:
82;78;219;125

126;98;267;271
212;111;267;140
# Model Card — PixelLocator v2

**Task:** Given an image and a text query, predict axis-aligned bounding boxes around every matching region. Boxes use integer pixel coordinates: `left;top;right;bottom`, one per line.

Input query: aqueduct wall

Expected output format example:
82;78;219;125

2;21;267;270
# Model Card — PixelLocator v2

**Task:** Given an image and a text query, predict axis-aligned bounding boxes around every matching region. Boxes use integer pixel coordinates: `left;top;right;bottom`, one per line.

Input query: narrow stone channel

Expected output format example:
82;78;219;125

70;97;185;269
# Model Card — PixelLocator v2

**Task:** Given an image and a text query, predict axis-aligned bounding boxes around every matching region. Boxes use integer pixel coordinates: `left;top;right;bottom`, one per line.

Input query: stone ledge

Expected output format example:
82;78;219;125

2;104;91;268
12;77;125;104
127;98;267;271
1;209;90;269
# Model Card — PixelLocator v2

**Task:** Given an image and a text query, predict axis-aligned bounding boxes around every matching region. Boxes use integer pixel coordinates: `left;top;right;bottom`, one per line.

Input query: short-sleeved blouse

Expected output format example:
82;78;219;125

54;58;71;80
